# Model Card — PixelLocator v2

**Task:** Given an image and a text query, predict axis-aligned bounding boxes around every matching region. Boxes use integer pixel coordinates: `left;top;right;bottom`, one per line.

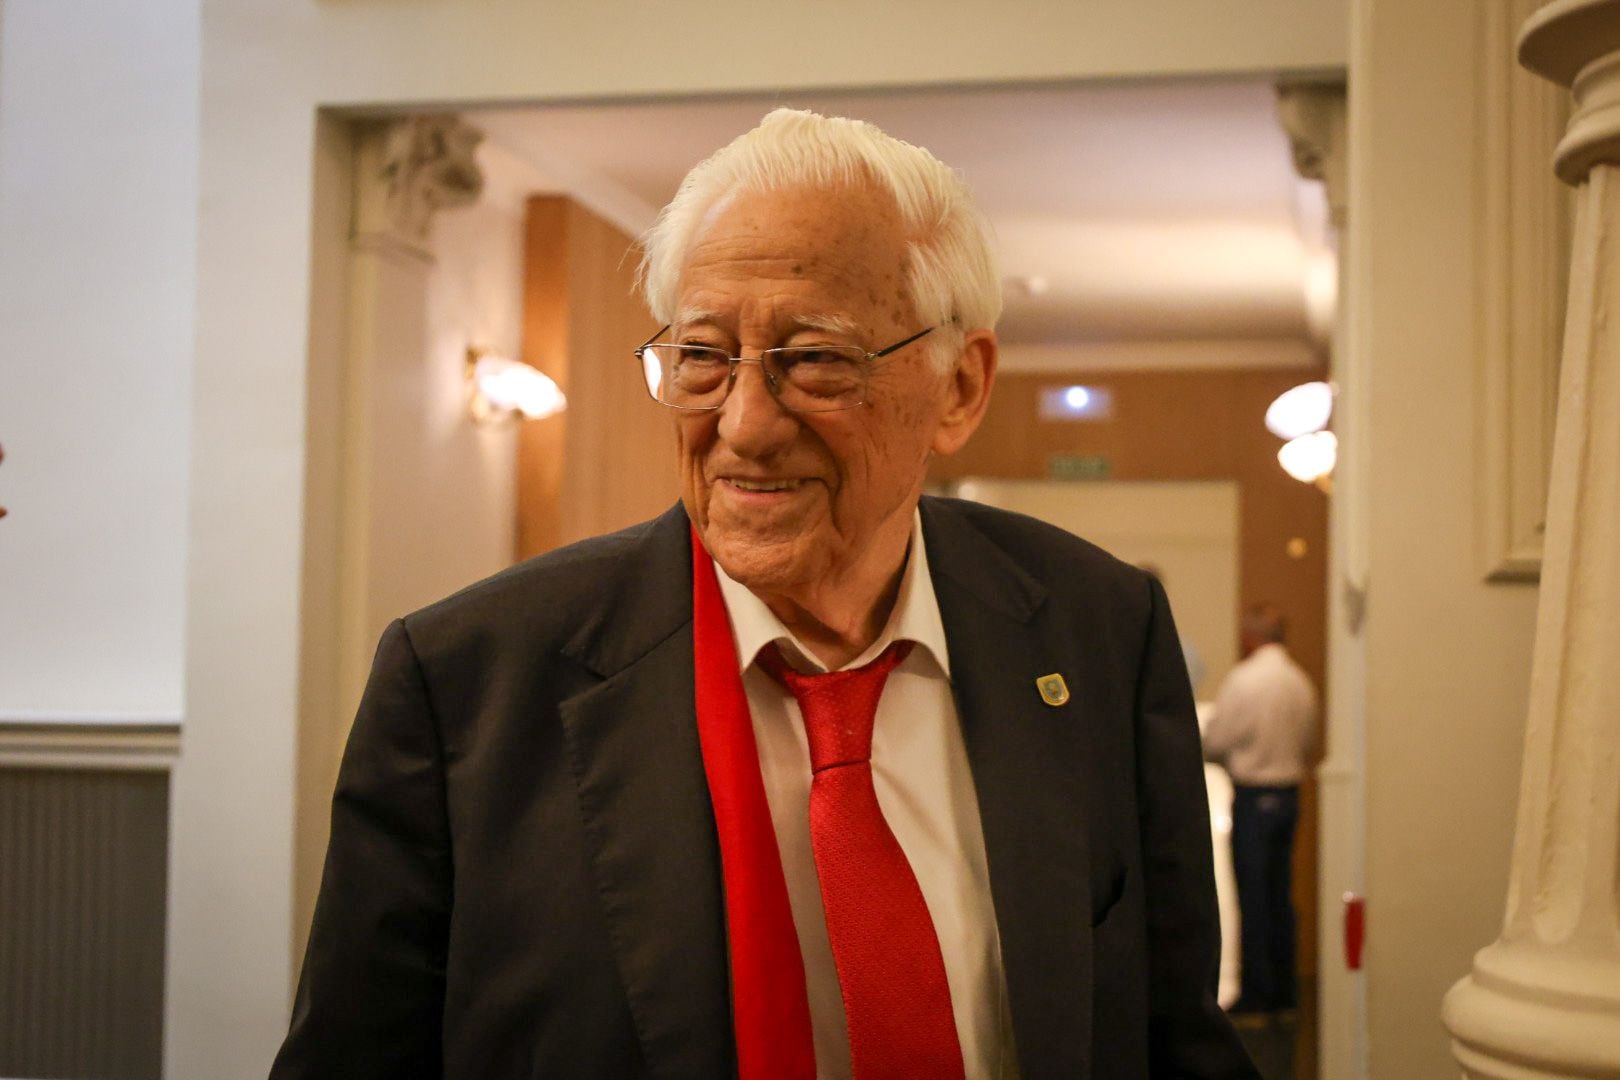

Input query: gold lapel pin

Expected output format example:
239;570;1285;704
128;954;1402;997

1036;673;1070;707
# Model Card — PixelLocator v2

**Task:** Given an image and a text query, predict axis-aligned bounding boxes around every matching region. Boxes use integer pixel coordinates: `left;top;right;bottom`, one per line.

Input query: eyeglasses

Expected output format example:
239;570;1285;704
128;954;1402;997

632;324;936;414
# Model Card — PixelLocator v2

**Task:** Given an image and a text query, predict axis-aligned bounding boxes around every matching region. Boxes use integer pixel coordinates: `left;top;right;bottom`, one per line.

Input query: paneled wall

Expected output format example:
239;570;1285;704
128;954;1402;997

0;762;170;1080
1353;0;1539;1072
932;362;1330;975
517;197;677;559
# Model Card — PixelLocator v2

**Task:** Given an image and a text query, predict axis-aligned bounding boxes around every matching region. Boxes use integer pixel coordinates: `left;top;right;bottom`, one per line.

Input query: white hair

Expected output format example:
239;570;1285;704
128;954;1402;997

638;108;1002;369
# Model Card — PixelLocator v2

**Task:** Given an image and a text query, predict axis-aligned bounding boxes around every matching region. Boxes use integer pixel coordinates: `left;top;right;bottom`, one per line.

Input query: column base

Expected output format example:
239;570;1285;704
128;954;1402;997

1444;941;1620;1078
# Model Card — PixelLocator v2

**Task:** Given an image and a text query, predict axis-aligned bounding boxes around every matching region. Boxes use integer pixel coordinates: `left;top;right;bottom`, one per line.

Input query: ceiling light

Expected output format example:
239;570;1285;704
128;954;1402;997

466;348;566;424
1039;384;1113;421
1278;430;1337;483
1265;380;1334;439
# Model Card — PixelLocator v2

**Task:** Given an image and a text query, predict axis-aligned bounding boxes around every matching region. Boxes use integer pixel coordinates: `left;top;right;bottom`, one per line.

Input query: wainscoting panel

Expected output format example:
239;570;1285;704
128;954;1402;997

0;767;169;1080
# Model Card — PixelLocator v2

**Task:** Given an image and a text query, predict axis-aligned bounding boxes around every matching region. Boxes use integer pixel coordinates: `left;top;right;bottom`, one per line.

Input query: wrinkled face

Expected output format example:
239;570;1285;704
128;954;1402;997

673;183;956;597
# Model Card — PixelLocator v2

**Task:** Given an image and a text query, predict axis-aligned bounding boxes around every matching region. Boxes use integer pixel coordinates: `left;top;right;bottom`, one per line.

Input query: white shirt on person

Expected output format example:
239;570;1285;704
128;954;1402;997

1202;642;1319;787
714;510;1013;1080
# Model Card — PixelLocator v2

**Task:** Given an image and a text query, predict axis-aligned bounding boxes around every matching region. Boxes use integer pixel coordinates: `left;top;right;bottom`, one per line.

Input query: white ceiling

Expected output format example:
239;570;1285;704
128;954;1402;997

467;78;1332;368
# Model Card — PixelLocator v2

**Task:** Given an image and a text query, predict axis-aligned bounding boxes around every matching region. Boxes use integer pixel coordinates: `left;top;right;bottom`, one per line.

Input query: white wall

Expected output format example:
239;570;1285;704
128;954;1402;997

358;139;536;648
1351;1;1539;1075
0;0;197;720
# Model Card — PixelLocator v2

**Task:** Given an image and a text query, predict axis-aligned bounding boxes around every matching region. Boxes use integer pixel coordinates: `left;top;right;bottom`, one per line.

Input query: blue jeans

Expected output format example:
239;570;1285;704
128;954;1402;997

1230;784;1299;1011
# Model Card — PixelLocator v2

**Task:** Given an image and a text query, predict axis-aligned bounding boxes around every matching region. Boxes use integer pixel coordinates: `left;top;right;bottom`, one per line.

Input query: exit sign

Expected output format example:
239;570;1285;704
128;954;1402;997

1049;454;1112;480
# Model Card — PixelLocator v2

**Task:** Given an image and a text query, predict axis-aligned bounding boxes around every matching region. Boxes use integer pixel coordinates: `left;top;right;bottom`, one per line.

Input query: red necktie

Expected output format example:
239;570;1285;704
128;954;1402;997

757;642;965;1080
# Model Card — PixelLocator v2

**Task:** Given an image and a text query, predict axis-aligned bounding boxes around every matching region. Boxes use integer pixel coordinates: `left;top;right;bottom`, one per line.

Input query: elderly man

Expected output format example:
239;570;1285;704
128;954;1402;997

273;109;1253;1079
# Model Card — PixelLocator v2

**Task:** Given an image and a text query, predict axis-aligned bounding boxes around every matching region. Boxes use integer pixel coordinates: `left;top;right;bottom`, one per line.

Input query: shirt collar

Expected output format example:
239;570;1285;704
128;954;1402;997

713;509;951;677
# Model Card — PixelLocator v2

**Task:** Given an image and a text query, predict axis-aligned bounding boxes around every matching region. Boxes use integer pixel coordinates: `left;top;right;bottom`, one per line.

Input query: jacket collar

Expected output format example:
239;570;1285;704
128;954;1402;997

923;496;1096;1077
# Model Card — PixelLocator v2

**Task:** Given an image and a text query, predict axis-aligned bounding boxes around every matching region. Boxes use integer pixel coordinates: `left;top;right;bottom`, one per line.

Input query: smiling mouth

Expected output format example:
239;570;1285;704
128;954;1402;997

726;478;804;493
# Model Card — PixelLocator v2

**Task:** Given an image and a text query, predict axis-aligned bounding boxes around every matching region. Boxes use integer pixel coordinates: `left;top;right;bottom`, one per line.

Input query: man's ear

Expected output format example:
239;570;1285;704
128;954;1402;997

931;329;998;457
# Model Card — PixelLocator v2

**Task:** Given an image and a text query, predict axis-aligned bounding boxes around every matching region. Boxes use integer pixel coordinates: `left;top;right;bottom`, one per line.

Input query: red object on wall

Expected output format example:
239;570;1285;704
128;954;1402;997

1343;893;1366;971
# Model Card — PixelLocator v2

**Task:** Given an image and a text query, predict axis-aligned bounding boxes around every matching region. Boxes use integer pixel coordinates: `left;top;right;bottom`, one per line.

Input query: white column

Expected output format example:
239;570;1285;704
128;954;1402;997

1444;2;1620;1075
340;115;483;724
1280;82;1369;1080
293;114;485;963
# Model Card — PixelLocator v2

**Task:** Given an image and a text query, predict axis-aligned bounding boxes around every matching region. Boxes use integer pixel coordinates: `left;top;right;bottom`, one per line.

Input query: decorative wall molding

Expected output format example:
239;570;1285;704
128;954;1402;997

1277;82;1348;227
1474;0;1570;583
0;718;180;771
352;115;485;260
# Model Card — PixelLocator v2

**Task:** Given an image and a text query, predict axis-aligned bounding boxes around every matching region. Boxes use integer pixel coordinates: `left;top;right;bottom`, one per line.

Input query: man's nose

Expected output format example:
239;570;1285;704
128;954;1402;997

716;359;797;454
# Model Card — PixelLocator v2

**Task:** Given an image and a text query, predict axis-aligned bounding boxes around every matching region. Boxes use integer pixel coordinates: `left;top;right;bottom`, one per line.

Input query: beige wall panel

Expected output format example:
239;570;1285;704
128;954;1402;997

1351;1;1539;1075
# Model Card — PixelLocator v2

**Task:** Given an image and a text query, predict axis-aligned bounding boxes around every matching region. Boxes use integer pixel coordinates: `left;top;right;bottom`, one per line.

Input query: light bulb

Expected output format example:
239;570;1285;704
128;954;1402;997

1278;430;1337;483
1265;381;1334;439
473;355;566;420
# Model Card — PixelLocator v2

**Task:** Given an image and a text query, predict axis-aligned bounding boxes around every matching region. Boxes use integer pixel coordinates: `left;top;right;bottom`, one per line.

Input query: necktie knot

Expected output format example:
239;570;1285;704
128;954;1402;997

757;641;913;774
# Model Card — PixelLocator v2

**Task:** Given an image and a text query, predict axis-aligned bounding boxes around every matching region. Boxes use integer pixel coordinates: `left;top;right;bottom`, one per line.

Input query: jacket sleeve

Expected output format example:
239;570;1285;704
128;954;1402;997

1134;577;1258;1078
269;619;451;1080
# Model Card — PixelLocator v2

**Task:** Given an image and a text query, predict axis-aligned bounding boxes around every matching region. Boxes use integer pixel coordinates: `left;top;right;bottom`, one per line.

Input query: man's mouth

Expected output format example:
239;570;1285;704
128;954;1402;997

726;478;804;493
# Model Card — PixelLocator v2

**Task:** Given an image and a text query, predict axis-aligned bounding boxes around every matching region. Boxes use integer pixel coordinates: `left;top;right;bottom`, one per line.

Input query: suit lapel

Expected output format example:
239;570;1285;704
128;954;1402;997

557;506;733;1078
922;498;1095;1078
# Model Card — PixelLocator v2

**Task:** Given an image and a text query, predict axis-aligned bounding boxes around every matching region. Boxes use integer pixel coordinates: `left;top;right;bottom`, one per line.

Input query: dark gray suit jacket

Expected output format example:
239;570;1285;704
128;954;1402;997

271;497;1255;1079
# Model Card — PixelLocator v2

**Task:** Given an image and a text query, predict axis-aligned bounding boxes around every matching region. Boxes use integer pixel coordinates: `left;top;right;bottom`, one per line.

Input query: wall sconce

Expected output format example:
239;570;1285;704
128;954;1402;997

1266;380;1336;488
1278;430;1338;485
466;347;566;424
1265;380;1334;439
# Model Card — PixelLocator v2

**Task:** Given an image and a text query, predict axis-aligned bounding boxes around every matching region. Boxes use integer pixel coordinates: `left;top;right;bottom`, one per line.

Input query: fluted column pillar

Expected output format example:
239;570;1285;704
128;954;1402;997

1444;2;1620;1075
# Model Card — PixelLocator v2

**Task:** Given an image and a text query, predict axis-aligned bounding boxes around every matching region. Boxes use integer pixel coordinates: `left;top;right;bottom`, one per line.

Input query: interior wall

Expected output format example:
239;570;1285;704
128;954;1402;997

367;141;531;621
0;0;196;720
178;2;1348;1073
1351;1;1539;1075
516;196;674;560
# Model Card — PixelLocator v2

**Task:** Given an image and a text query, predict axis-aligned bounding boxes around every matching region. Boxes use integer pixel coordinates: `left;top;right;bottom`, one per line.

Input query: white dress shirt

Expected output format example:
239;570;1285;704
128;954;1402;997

1202;642;1319;787
714;511;1012;1080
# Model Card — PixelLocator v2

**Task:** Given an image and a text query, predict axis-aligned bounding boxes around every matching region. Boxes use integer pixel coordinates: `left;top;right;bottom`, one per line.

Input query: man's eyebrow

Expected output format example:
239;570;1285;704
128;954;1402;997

671;310;860;338
792;313;859;337
673;307;721;327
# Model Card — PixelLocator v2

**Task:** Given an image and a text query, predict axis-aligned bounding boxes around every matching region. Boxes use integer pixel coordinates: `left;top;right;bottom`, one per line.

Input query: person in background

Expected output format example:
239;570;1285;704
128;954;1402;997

1202;602;1320;1021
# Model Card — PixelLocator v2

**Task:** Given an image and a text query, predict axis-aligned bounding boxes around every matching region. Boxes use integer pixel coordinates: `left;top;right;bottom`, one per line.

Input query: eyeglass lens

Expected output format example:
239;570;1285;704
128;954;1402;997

639;345;867;412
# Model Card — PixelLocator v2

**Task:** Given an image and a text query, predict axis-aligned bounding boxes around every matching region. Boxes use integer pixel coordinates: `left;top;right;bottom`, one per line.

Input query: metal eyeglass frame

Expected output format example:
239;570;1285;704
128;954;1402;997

632;324;937;413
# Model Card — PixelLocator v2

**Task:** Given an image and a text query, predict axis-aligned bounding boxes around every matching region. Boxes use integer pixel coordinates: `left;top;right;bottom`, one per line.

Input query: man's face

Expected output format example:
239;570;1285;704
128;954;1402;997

672;183;966;599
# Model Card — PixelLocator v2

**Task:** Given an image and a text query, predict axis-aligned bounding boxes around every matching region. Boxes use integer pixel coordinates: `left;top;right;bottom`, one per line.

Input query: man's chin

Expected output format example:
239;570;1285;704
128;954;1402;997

703;530;817;594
